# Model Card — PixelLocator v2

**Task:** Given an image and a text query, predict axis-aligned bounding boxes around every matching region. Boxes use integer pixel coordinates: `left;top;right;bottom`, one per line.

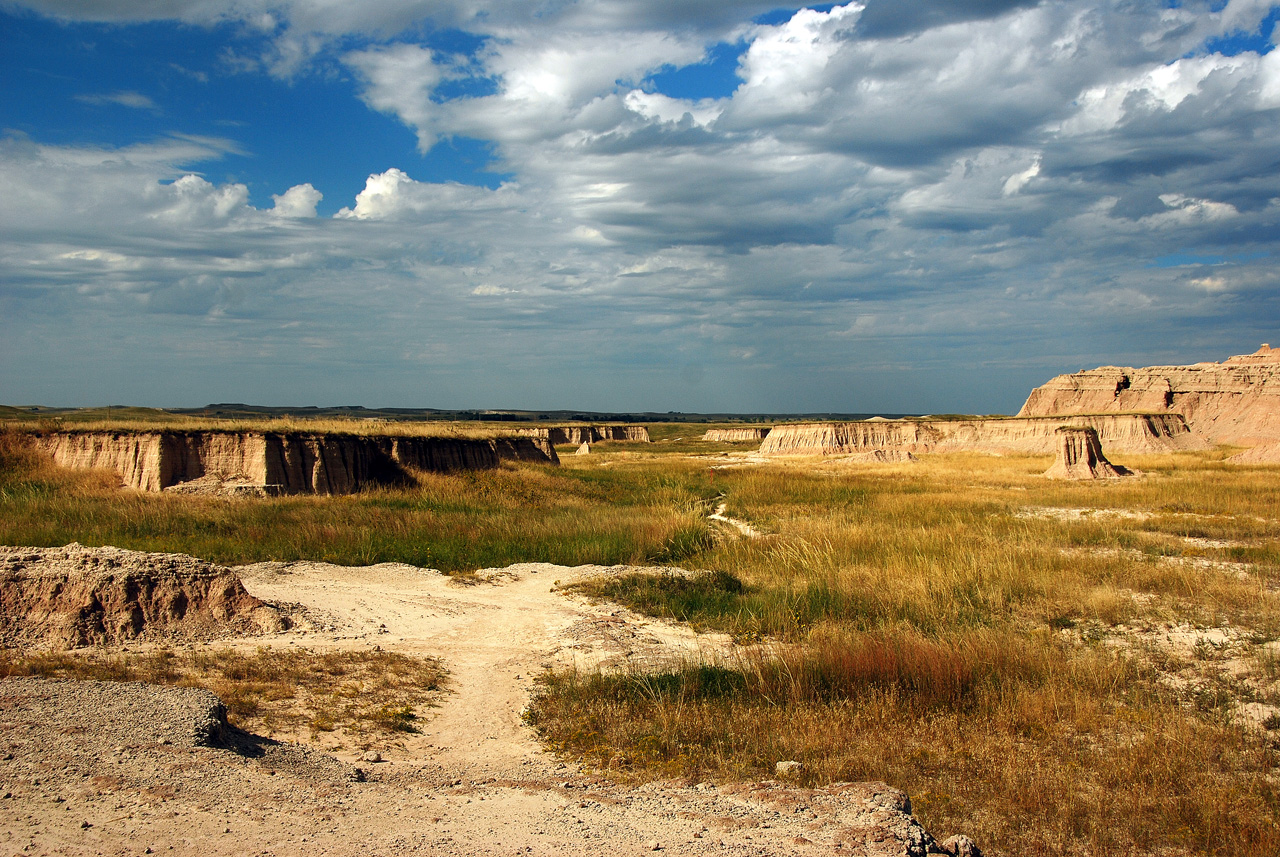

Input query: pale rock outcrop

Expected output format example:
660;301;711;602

33;430;559;495
518;425;650;445
1043;427;1134;479
1018;344;1280;446
1227;441;1280;464
0;544;275;648
574;442;591;455
702;428;772;442
759;414;1202;457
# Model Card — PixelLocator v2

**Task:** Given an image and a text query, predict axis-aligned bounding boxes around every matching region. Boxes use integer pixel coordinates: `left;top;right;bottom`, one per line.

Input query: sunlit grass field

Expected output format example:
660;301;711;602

2;423;1278;855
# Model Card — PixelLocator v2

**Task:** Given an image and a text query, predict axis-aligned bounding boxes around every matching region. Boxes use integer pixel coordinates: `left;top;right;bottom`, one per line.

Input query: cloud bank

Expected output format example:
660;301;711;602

2;1;1278;412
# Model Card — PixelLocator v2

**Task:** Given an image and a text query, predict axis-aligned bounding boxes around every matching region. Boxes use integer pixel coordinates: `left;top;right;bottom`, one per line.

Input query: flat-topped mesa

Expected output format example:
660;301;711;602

702;428;772;442
1018;344;1280;446
759;414;1205;457
517;425;650;444
33;429;559;495
1044;426;1135;480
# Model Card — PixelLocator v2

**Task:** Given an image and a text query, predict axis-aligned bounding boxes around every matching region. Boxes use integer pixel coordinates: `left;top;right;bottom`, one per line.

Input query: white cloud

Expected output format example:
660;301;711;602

270;183;322;218
75;90;157;110
4;1;1280;412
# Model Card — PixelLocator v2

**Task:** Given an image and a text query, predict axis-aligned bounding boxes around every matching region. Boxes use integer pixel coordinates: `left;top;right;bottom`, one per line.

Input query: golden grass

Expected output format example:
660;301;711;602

0;646;444;743
3;427;1280;855
534;449;1280;856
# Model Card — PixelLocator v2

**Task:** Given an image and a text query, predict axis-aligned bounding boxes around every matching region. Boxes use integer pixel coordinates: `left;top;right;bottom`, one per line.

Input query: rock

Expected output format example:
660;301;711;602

939;834;983;856
1043;426;1135;480
648;840;661;851
517;425;650;445
574;442;591;455
1018;344;1280;446
361;750;382;763
29;429;559;495
759;414;1202;457
775;760;805;777
701;428;771;442
0;544;267;648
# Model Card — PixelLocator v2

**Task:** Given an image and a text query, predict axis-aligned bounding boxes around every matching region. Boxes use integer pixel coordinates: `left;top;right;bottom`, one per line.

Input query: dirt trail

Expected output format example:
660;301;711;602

237;560;728;778
1;556;959;856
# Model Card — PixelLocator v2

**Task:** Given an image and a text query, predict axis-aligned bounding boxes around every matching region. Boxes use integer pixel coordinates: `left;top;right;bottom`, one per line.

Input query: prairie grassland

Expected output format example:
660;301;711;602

0;646;444;744
0;429;717;569
532;449;1280;856
3;425;1279;854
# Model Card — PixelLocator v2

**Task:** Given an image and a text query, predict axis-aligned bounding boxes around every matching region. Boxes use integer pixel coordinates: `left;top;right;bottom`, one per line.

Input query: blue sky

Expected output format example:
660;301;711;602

2;0;1278;413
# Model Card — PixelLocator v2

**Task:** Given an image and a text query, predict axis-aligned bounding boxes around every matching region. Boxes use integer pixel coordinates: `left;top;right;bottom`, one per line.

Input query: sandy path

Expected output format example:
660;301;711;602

1;557;956;856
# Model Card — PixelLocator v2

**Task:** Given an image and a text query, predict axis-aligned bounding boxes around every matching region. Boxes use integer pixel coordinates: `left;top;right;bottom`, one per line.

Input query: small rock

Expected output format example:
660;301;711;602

80;820;91;829
940;834;984;857
361;750;382;763
775;760;804;777
648;841;661;851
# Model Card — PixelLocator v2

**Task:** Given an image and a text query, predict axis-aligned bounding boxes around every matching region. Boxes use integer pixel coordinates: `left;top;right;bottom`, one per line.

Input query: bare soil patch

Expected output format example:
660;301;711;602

0;547;965;856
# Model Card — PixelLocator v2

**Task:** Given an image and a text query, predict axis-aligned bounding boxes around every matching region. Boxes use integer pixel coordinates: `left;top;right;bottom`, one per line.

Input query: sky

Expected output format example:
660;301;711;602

1;0;1278;414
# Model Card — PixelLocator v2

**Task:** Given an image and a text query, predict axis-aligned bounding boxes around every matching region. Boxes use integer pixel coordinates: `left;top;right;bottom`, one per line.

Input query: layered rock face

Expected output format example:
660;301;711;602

0;544;273;648
702;428;771;442
1043;427;1132;479
519;425;650;444
1017;344;1280;445
35;430;559;495
759;414;1204;457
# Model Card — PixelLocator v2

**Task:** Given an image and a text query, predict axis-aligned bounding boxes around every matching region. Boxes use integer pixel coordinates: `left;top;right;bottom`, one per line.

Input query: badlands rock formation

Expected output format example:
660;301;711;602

759;414;1203;457
0;544;274;648
33;430;558;494
1043;427;1133;480
519;425;650;445
702;427;772;441
1018;344;1280;446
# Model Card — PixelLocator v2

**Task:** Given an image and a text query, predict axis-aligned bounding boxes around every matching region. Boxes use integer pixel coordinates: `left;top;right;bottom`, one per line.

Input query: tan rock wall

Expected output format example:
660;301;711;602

759;414;1204;456
702;428;771;442
1017;345;1280;445
518;425;650;444
34;430;559;494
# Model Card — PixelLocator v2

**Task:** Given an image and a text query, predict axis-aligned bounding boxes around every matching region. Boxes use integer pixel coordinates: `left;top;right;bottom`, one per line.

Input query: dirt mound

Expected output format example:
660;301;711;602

1018;344;1280;446
1228;441;1280;464
0;544;279;648
1043;427;1136;479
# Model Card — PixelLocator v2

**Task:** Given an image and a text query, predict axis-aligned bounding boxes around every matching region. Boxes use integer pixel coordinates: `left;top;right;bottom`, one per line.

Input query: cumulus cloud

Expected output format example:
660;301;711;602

3;1;1280;411
270;183;322;218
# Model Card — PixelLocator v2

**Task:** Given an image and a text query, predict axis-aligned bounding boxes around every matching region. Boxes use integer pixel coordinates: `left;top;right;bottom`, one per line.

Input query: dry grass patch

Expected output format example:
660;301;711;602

0;646;444;744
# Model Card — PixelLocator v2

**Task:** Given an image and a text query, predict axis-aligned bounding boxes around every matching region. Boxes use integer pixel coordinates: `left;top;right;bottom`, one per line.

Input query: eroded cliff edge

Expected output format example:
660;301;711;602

33;429;559;494
760;414;1204;456
1017;344;1280;446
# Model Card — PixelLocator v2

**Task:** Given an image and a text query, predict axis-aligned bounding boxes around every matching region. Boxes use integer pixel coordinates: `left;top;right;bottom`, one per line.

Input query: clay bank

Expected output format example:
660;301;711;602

760;413;1205;457
33;429;559;495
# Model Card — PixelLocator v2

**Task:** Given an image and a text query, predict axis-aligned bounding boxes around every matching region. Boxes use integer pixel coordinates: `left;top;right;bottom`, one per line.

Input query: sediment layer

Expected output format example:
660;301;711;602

518;425;650;445
0;544;271;648
759;414;1204;456
33;429;559;494
1018;344;1280;445
702;428;771;442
